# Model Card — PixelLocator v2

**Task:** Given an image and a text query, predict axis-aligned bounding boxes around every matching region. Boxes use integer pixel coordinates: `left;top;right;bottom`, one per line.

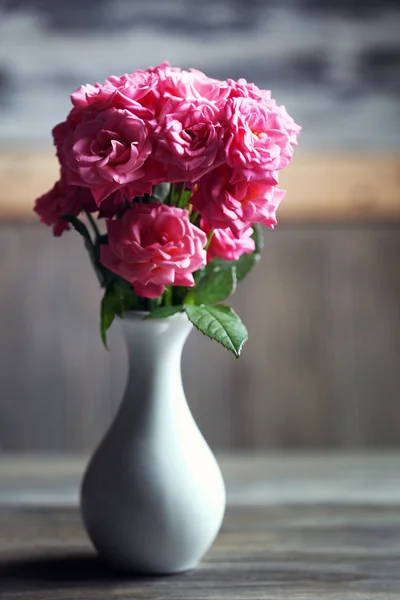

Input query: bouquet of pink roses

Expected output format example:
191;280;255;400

34;62;300;356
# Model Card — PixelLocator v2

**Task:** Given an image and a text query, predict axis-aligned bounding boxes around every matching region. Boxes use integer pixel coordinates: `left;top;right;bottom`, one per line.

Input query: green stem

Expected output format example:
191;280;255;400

147;298;160;312
84;210;101;240
178;183;186;208
183;288;196;305
164;183;173;206
164;286;173;307
190;210;200;225
156;294;163;307
205;230;215;251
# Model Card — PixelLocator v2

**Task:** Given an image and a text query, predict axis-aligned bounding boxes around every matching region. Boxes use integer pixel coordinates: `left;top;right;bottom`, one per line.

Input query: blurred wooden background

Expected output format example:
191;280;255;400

0;209;399;451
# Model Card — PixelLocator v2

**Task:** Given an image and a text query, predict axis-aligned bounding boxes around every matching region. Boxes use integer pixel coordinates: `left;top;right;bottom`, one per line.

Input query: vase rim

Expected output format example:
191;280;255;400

117;310;189;323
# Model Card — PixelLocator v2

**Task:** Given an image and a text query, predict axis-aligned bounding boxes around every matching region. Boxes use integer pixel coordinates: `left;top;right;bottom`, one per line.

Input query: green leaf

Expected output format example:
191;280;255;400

145;305;184;319
253;222;264;255
100;280;138;348
234;253;256;282
114;279;139;311
190;262;237;305
235;223;264;281
100;287;122;348
184;304;248;358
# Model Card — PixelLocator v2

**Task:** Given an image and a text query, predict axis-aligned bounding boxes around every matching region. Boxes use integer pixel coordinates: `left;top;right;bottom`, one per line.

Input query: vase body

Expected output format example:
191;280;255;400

80;312;226;574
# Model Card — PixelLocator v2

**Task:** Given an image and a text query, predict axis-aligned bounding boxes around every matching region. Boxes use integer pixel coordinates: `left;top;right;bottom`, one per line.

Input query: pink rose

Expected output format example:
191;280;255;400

95;189;130;219
187;69;231;106
52;107;83;164
223;97;295;178
148;61;182;76
228;78;272;102
201;220;255;262
227;80;300;146
157;67;230;108
191;165;284;236
34;177;94;236
155;98;224;183
62;106;155;204
100;203;207;298
276;103;302;146
71;70;160;113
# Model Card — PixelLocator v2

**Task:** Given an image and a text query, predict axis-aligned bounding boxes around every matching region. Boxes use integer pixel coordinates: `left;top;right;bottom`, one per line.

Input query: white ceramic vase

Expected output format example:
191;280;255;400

80;312;226;574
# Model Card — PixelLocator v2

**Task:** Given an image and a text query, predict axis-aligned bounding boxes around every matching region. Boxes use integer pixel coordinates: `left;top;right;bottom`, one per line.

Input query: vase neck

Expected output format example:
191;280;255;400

118;312;192;367
115;312;193;425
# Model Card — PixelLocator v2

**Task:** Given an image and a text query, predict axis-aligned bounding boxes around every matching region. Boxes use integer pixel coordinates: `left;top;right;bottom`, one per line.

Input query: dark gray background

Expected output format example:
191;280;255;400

0;0;399;149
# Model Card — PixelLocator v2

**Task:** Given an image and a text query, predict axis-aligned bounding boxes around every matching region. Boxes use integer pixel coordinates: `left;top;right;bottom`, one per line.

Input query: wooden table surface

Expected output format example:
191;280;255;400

0;452;399;599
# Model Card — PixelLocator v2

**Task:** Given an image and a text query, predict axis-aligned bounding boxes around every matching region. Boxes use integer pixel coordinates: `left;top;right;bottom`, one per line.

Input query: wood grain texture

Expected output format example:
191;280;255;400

1;150;400;220
1;453;400;507
1;222;400;451
0;454;400;599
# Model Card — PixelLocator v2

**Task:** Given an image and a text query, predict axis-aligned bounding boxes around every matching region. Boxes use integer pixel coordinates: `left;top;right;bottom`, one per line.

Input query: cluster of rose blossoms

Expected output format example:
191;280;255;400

35;62;300;299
